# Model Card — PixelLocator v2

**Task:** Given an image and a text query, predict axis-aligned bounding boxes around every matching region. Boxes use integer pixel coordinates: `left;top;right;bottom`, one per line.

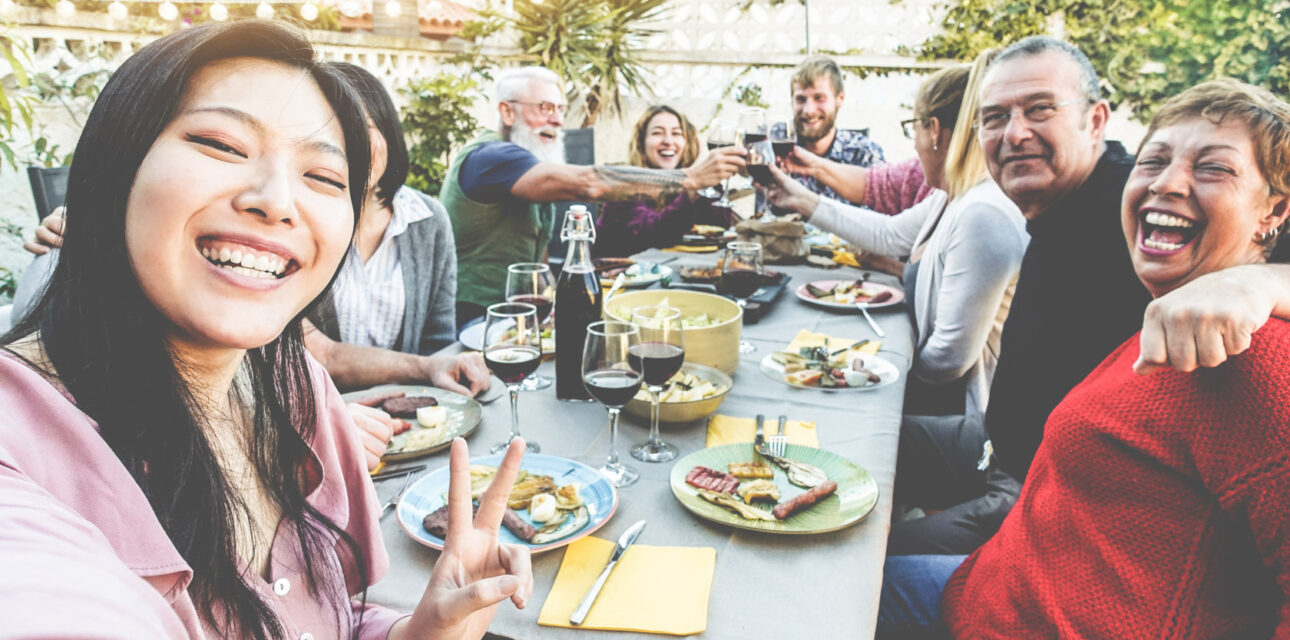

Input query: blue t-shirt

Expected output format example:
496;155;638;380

459;141;540;204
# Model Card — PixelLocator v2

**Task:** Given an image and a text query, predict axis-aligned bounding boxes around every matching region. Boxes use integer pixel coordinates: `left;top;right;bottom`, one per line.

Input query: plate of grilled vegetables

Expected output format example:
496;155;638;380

397;453;617;553
669;443;878;534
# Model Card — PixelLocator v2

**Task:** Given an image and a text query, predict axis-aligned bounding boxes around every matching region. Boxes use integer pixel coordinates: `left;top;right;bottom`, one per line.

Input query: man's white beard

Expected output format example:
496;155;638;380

509;118;566;165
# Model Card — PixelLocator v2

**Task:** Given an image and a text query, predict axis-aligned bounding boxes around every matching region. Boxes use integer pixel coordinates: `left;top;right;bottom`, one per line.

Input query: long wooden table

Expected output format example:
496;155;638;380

368;251;915;639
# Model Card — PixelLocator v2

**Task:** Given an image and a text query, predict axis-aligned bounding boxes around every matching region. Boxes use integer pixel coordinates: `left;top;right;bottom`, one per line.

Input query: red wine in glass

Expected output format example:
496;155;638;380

507;294;553;322
707;141;732;151
747;164;773;184
722;268;763;299
582;369;642;407
772;141;795;158
485;345;542;384
628;342;686;387
743;133;767;144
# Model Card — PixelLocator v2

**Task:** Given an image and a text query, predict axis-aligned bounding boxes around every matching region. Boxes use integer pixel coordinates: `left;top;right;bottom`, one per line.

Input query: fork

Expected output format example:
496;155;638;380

753;414;766;452
768;414;788;457
380;471;417;521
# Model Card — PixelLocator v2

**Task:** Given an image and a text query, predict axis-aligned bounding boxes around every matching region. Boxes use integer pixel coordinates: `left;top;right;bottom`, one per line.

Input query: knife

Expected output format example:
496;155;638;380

569;520;647;625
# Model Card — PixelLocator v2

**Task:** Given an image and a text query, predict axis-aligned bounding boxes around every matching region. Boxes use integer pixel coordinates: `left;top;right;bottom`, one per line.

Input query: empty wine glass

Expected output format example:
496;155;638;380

582;321;643;487
721;241;763;354
505;262;554;391
629;305;684;462
483;302;543;453
700;118;738;207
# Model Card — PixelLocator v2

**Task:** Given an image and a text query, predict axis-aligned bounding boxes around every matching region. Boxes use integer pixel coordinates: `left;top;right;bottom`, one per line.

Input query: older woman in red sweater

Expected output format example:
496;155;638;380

879;78;1290;639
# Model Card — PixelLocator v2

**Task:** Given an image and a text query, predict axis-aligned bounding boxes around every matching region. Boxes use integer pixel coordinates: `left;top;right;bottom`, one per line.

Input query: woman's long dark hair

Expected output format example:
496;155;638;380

329;61;409;210
3;21;372;640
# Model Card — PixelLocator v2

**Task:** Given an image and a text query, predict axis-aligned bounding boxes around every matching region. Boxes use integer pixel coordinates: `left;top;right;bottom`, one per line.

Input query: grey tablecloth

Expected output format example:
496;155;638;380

367;250;915;640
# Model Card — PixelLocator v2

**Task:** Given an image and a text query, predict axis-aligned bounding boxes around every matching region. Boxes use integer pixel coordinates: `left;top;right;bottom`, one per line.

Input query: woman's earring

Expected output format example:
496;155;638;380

933;142;939;151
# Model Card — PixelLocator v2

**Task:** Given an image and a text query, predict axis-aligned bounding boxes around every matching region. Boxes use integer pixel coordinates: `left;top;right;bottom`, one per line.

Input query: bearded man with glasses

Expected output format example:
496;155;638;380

440;67;746;326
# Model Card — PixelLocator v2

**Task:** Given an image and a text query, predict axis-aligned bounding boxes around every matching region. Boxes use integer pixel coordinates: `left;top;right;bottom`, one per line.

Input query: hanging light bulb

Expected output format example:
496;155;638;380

384;0;401;17
107;0;127;19
255;2;274;19
208;2;228;21
158;1;179;20
0;0;14;15
340;0;362;17
54;0;75;17
299;1;318;21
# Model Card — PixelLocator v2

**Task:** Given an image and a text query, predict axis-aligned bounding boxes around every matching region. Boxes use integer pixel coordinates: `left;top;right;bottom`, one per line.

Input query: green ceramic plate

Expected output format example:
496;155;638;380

340;385;483;462
669;443;879;534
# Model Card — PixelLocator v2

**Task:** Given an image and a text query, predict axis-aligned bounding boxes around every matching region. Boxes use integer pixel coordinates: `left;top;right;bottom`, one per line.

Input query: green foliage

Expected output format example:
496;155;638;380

400;73;481;195
911;0;1290;122
469;0;667;126
0;28;37;171
732;81;769;109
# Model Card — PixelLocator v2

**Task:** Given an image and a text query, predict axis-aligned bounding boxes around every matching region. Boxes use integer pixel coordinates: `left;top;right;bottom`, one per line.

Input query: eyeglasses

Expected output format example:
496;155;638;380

900;118;921;140
976;99;1091;136
508;100;567;117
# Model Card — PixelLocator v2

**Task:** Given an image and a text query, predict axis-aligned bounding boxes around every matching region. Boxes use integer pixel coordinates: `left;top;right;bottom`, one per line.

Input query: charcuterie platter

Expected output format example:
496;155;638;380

669;443;878;534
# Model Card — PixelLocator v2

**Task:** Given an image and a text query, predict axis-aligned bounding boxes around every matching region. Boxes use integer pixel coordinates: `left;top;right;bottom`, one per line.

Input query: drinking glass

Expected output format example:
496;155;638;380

770;116;797;162
628;305;684;462
505;262;554;391
700;118;738;207
738;107;771;185
721;241;764;354
483;302;543;453
582;321;643;486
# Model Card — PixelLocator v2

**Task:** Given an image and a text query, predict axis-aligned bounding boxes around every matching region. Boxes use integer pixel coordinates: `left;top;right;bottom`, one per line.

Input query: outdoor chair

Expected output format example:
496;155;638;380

27;166;70;221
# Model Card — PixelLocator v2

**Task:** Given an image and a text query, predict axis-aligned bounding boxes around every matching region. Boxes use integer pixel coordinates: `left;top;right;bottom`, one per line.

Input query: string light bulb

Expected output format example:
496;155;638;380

0;0;14;15
208;2;228;21
158;1;179;20
54;0;75;17
340;0;361;17
255;2;274;19
299;1;318;21
384;0;401;17
107;0;127;19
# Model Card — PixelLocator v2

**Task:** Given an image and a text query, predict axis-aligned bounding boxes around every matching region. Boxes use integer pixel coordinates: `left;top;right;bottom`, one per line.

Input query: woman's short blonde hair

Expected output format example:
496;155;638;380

1140;78;1290;197
627;105;700;169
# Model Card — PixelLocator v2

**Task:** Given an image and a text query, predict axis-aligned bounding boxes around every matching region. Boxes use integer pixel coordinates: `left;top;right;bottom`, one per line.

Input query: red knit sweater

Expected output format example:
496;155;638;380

942;320;1290;639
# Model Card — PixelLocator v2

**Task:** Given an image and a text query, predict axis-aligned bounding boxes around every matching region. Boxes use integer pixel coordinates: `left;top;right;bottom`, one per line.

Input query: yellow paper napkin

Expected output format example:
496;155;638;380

706;414;819;448
662;244;718;253
785;329;881;356
538;536;716;635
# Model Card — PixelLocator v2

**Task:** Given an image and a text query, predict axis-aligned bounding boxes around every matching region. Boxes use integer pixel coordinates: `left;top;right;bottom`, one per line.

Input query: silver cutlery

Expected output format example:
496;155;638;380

379;471;417;521
570;520;647;625
856;303;885;338
371;464;426;482
755;444;828;489
769;414;788;457
753;414;766;451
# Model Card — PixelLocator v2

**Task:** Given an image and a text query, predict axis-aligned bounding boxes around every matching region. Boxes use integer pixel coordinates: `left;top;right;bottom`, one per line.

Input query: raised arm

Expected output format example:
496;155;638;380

302;319;490;396
510;146;746;207
1136;262;1290;374
782;146;870;204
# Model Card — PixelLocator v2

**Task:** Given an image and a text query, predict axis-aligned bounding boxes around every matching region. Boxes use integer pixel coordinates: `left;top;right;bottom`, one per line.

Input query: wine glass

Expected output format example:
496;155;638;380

628;305;684;463
738;107;771;186
770;116;797;162
582;321;643;487
483;302;543;454
505;262;554;391
700;118;738;207
721;241;764;354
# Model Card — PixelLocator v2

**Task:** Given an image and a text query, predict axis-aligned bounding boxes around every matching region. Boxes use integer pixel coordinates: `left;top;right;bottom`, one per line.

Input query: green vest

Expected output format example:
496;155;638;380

440;131;556;309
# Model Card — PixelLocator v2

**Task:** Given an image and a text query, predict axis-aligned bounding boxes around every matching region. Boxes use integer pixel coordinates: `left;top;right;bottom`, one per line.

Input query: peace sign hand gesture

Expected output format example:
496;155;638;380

393;437;533;640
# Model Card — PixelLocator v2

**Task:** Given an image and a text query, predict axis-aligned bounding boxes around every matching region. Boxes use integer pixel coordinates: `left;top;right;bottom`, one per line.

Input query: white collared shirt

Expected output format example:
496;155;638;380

333;187;434;350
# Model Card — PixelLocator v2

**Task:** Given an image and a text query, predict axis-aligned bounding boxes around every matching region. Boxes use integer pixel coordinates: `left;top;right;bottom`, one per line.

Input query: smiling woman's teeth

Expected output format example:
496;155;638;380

200;245;287;279
1141;210;1198;252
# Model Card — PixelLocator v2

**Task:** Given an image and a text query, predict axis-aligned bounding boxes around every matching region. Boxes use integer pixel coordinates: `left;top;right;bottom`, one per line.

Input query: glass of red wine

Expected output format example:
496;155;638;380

700;119;738;207
770;116;797;162
582;321;643;487
739;107;771;186
628;305;684;463
505;262;554;391
721;241;764;354
483;302;543;454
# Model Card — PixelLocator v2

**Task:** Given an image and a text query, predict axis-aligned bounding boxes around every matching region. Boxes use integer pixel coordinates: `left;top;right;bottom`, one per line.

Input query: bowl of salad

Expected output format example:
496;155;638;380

604;289;742;375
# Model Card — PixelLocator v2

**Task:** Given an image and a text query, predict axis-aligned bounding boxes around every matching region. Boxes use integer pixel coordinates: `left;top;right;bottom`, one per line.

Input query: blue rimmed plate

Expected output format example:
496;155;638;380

396;453;618;554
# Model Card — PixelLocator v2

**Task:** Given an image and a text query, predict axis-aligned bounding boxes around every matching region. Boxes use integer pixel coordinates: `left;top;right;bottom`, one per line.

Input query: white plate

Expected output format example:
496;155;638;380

759;352;900;392
397;453;618;554
340;385;482;461
600;262;673;288
794;279;905;311
458;319;554;354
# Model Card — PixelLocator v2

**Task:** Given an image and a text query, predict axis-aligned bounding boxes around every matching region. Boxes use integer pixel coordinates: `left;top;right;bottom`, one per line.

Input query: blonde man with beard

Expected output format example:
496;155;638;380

440;67;746;325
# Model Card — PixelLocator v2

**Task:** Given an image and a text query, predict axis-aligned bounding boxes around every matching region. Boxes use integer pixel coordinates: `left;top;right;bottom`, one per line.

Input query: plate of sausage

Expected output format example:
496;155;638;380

397;453;618;554
669;443;878;534
342;385;483;462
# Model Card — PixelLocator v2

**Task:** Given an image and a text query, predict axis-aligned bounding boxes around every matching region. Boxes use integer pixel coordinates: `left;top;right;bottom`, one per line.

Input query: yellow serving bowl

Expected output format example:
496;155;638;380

623;362;732;424
603;289;742;375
